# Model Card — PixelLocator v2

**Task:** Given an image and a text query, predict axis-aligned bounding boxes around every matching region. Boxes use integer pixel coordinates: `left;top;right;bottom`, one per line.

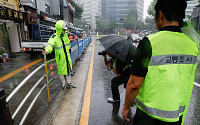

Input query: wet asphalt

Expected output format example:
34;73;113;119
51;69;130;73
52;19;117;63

0;36;200;125
88;36;200;125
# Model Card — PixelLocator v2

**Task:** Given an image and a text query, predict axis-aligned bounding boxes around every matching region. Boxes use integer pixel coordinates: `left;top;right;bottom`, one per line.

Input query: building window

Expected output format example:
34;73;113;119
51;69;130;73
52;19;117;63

45;4;50;14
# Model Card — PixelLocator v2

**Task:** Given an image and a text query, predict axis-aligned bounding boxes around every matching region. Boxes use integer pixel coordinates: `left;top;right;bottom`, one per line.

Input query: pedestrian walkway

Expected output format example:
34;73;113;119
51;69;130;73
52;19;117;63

47;40;94;125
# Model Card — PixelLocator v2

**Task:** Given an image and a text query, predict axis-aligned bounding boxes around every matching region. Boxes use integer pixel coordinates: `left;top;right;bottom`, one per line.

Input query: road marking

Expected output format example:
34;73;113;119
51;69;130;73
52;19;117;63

194;82;200;87
0;58;43;83
79;40;95;125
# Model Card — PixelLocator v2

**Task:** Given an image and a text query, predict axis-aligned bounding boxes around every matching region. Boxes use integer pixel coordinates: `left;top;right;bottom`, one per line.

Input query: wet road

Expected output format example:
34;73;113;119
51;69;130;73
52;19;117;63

87;36;200;125
1;36;200;125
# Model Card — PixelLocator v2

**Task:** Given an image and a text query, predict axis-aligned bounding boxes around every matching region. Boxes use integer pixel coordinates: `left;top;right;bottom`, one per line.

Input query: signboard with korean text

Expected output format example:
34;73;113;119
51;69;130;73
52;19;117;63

0;6;24;21
0;0;19;11
40;11;57;24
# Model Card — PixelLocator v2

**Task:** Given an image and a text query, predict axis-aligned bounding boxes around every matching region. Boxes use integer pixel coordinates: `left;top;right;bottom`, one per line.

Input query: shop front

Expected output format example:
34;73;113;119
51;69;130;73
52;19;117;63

31;11;57;41
21;5;37;41
0;0;25;54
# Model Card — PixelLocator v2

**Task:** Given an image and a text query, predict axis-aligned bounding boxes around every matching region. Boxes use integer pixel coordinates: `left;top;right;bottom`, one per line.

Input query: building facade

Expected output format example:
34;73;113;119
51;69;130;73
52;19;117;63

192;4;200;30
103;0;144;27
185;0;198;22
81;0;101;33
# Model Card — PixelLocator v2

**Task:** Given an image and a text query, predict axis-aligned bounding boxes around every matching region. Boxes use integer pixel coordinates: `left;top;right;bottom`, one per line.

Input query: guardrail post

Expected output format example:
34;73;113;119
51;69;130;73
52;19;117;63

0;88;13;125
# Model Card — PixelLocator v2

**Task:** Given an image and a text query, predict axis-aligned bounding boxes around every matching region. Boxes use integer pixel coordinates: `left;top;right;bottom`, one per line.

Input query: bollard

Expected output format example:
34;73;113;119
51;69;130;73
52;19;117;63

0;88;14;125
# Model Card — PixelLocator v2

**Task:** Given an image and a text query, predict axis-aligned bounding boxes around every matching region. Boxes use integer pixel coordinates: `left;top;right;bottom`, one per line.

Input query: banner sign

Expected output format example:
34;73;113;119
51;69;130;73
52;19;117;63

0;0;19;11
0;6;24;21
40;11;57;24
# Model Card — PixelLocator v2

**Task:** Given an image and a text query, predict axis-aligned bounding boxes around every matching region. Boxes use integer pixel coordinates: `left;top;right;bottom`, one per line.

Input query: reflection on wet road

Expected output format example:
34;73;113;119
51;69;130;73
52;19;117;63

0;53;61;125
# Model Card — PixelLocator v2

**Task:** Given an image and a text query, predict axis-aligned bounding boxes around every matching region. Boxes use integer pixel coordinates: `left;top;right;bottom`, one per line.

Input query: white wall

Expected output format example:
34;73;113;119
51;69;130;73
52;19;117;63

36;0;51;14
6;23;21;53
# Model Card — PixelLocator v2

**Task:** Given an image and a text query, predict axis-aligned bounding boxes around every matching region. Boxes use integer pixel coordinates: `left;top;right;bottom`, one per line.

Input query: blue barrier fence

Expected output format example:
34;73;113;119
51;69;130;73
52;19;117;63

70;37;91;64
78;40;84;56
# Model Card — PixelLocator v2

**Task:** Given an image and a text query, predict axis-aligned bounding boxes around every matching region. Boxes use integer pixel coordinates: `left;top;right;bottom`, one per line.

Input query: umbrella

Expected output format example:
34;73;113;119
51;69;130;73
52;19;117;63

99;35;136;64
73;31;80;35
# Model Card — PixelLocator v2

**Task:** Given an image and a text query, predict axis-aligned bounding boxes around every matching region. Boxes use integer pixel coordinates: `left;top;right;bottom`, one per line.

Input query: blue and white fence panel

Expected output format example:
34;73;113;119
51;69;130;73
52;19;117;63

70;41;78;64
78;40;84;56
84;38;87;47
70;37;91;63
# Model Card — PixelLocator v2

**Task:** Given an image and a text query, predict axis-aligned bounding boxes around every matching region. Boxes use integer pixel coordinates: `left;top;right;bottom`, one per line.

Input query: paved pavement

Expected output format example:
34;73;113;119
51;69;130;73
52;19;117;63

1;35;200;125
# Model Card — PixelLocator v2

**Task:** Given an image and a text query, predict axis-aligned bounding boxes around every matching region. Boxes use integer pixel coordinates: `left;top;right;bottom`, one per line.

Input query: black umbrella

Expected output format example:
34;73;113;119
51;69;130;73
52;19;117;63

99;35;136;64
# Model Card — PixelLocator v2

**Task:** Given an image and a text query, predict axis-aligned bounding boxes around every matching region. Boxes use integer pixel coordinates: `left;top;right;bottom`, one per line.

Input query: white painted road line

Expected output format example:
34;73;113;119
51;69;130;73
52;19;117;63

194;82;200;87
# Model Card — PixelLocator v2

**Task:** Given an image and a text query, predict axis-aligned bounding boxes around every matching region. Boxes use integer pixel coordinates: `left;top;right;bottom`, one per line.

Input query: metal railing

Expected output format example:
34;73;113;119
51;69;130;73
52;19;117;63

6;58;58;125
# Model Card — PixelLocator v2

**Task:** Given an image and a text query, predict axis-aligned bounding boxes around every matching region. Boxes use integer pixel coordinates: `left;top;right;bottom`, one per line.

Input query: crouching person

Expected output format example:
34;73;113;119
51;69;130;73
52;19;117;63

104;52;130;103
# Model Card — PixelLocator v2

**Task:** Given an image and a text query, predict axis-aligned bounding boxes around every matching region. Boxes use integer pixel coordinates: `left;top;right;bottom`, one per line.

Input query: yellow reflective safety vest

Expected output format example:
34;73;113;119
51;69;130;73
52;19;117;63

96;32;99;40
45;33;72;75
136;31;198;122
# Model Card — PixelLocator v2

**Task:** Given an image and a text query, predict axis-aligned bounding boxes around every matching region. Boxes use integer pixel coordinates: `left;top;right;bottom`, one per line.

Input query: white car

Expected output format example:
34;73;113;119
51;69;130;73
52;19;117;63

127;33;142;43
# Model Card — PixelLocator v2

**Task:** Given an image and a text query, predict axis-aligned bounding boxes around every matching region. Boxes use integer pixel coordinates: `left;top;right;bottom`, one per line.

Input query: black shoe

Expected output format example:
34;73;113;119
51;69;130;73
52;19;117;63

67;83;76;89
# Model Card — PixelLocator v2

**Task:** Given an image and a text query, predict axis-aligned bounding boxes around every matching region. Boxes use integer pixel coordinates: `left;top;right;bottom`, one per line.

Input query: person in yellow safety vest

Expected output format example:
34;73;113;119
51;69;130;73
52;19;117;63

42;20;76;89
118;32;119;35
96;32;99;40
122;0;199;125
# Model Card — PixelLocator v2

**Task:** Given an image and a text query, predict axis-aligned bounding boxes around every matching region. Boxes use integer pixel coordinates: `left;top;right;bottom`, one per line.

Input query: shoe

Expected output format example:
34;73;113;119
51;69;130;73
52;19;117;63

71;72;75;76
67;83;76;89
62;84;66;90
107;98;120;103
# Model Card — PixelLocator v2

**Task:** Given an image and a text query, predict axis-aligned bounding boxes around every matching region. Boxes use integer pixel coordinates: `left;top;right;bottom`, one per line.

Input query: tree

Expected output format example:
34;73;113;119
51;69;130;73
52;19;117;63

124;8;146;31
106;21;117;34
147;0;157;17
145;17;156;30
124;8;138;30
75;18;88;31
96;18;107;33
71;0;83;19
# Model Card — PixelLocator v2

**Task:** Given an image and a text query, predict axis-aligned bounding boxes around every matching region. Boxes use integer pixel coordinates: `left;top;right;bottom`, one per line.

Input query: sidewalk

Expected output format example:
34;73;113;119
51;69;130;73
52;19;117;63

48;41;93;125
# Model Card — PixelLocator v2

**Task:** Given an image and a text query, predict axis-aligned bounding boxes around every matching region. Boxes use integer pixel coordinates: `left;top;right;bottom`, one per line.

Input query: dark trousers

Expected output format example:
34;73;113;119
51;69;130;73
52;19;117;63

133;108;182;125
111;74;130;100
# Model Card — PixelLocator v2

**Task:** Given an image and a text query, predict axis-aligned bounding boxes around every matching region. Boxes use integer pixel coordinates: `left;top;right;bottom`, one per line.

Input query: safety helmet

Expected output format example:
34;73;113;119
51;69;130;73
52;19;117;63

55;20;68;30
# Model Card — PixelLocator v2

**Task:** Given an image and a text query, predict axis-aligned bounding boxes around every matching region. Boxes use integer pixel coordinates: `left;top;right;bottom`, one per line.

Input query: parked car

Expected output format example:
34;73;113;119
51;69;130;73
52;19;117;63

127;33;142;43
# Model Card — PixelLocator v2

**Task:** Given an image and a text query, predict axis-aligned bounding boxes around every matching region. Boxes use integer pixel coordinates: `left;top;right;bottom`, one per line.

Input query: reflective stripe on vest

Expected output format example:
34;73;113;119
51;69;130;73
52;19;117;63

136;98;185;119
149;55;197;66
48;43;53;48
113;58;117;69
123;64;131;71
54;43;70;49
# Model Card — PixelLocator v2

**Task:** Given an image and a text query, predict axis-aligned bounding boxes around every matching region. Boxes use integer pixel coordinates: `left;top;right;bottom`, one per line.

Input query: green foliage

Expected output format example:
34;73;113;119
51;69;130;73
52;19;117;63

126;8;138;21
124;8;146;31
96;18;117;34
71;0;83;19
147;0;157;17
96;18;107;33
0;47;5;55
75;18;88;31
106;21;117;33
145;17;156;30
124;8;138;30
